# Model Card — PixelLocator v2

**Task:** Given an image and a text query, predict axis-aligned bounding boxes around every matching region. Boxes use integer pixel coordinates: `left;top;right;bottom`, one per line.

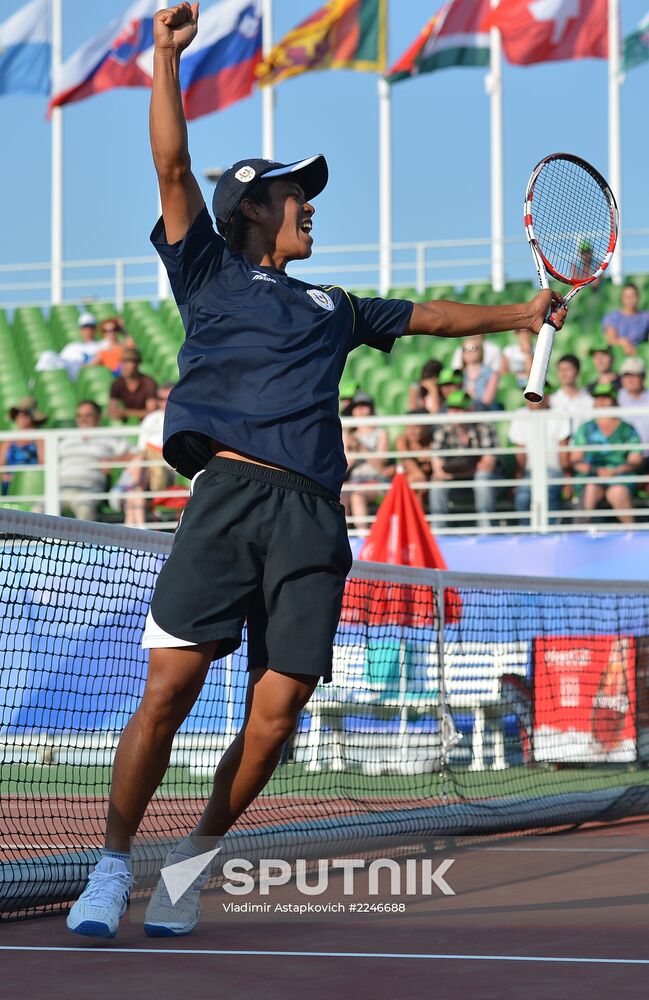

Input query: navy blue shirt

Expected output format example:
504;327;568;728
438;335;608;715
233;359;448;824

152;207;413;496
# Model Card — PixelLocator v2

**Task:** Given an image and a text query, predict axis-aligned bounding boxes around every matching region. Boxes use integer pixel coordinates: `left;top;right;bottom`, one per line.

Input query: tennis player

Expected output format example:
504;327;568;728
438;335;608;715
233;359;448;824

68;2;566;939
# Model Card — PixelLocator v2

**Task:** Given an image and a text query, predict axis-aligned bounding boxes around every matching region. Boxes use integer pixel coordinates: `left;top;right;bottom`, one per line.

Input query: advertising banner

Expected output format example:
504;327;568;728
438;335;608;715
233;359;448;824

533;636;636;763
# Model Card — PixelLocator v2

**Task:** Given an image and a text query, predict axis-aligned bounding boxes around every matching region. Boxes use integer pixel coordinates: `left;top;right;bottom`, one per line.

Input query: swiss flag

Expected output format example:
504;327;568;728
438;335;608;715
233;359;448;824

340;472;462;628
483;0;608;65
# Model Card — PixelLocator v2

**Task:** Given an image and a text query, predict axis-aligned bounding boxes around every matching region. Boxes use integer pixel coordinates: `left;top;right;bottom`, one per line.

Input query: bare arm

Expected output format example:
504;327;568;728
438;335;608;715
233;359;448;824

150;3;204;244
407;290;566;339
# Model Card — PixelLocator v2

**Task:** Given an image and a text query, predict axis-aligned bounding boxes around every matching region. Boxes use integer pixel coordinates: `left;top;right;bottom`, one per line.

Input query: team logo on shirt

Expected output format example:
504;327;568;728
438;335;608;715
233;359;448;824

235;165;256;183
307;289;335;311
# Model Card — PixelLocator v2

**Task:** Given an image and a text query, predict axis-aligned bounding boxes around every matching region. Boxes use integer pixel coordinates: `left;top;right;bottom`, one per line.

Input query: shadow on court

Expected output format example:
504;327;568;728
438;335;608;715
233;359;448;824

2;820;648;1000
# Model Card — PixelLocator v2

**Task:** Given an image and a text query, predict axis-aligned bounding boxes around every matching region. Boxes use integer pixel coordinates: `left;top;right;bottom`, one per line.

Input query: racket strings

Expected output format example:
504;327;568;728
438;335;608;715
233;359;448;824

531;158;614;283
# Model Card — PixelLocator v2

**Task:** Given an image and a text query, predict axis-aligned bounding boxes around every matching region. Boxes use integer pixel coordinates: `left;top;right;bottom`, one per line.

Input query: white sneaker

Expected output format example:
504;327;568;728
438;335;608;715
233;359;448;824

67;856;132;939
144;841;217;937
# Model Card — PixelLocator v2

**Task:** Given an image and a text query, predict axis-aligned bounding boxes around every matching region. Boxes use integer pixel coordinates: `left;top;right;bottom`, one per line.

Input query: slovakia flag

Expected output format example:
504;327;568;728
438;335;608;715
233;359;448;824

137;0;262;120
49;0;159;111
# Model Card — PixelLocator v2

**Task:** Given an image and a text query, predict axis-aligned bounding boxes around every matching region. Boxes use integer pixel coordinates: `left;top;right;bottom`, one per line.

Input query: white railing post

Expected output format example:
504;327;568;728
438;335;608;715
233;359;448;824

43;431;60;517
528;410;549;531
115;259;125;313
416;243;426;296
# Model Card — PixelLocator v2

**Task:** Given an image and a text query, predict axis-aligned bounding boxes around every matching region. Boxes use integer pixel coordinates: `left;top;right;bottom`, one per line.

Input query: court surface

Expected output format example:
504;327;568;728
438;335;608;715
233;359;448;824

1;818;647;1000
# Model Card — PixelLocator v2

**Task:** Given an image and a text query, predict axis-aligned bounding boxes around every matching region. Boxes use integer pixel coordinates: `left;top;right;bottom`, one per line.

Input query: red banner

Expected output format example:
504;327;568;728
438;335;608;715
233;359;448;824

533;636;636;763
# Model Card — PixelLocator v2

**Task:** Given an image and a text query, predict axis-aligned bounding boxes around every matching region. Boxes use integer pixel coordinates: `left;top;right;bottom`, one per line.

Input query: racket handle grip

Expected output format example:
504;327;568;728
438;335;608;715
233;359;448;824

524;321;556;402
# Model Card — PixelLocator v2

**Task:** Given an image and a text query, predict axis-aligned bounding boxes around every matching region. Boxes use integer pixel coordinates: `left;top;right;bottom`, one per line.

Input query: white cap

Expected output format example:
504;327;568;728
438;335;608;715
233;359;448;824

78;311;97;328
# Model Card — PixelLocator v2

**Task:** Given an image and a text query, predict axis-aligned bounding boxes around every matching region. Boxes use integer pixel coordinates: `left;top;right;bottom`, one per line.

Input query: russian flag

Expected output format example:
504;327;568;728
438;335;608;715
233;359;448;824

138;0;262;120
0;0;51;97
49;0;159;111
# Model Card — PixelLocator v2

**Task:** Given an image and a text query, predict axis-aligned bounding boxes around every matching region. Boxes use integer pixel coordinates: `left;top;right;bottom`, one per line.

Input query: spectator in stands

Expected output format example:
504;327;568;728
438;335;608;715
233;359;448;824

115;383;176;527
460;335;500;410
501;329;533;388
508;385;571;525
603;282;649;355
60;312;108;380
343;392;391;532
59;400;132;521
407;358;442;412
0;397;46;496
108;349;158;422
429;390;497;529
423;367;463;414
617;356;649;469
587;343;621;395
88;318;125;376
550;354;592;438
451;332;502;373
571;385;642;525
395;411;433;509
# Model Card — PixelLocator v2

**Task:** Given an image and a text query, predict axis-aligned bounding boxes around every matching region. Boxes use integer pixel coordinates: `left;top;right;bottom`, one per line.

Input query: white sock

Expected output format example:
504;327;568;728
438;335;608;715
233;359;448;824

100;848;132;873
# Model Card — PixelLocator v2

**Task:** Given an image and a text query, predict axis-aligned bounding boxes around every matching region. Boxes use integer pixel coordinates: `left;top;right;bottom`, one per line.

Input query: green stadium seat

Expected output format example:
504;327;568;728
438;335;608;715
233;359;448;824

7;468;44;511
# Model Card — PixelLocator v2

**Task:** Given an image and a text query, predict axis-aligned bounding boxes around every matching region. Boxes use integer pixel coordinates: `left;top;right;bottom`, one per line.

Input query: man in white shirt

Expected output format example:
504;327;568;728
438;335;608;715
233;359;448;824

60;313;110;380
549;354;592;438
509;387;571;525
59;400;131;521
618;356;649;464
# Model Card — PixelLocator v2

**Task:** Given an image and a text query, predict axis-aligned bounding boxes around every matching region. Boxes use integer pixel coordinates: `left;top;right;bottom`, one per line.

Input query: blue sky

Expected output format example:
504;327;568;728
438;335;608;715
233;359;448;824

1;0;648;283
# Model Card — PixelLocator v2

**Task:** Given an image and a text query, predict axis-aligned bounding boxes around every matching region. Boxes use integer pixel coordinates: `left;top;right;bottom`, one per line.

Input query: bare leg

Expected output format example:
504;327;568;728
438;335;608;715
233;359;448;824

349;489;370;533
105;642;218;852
606;484;635;524
194;668;318;838
580;483;605;523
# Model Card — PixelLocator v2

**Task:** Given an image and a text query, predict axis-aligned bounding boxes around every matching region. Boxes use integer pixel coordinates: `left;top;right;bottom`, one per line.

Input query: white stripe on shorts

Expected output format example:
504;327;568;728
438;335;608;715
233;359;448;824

141;468;206;650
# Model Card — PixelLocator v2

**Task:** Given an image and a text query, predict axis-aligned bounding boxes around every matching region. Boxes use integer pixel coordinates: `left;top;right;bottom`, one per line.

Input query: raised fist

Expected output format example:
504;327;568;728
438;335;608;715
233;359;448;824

153;2;198;52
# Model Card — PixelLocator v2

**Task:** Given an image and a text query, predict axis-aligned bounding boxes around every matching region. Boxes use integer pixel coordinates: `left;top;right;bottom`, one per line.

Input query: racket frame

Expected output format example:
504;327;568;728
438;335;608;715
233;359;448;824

523;152;618;402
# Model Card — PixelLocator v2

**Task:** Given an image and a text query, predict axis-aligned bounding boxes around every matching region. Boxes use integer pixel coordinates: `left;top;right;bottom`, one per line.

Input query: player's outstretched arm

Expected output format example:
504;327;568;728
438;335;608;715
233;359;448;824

150;2;204;244
406;290;566;339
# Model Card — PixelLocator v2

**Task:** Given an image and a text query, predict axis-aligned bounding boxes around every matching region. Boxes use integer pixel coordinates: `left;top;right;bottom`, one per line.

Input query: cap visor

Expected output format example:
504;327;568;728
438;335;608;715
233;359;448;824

263;154;328;201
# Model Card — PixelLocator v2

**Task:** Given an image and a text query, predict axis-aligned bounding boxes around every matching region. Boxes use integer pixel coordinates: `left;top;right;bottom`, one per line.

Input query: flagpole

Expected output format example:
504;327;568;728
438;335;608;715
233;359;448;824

488;0;505;293
262;0;275;158
51;0;63;305
378;76;392;296
608;0;623;285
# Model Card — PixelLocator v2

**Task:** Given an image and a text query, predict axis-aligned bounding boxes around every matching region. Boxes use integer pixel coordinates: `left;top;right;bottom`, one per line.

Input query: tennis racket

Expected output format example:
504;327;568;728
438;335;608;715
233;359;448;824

523;152;618;402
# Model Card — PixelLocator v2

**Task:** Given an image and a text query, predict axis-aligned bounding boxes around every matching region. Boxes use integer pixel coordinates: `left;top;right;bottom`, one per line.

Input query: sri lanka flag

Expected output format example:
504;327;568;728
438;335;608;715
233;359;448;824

0;0;51;96
386;0;490;84
137;0;262;119
256;0;386;88
49;0;157;111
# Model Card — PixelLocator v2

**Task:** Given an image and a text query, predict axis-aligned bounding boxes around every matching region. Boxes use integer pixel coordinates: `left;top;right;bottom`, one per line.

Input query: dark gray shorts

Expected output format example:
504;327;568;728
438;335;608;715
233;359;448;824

148;457;352;682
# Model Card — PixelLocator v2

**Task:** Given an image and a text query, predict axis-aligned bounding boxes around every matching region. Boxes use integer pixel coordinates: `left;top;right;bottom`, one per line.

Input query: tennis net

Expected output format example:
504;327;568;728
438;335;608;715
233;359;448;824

1;507;649;920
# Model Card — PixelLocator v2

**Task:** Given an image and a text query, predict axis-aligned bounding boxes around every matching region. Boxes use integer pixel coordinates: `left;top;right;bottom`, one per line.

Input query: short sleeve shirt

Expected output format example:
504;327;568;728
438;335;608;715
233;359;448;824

602;310;649;346
572;419;641;469
109;374;158;411
151;207;413;495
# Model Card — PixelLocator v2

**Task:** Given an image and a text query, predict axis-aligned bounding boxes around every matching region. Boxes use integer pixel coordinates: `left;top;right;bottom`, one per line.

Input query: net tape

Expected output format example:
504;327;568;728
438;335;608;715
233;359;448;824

1;509;648;920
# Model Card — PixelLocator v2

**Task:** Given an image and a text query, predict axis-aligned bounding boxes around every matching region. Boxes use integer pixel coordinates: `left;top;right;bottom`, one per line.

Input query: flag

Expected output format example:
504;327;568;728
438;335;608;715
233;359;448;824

137;0;262;120
256;0;386;88
341;472;462;628
482;0;607;66
624;11;649;71
386;0;490;84
49;0;158;111
0;0;50;96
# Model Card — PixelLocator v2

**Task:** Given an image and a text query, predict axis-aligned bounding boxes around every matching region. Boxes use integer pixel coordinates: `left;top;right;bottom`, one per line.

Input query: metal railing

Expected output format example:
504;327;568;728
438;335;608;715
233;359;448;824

2;229;649;309
1;407;648;535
